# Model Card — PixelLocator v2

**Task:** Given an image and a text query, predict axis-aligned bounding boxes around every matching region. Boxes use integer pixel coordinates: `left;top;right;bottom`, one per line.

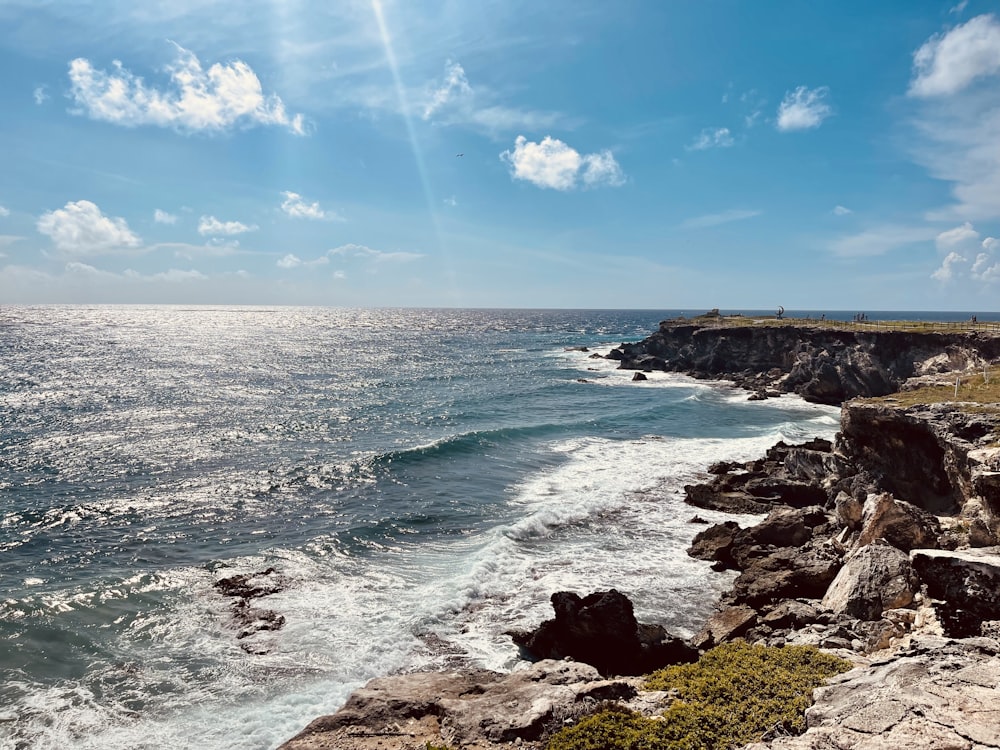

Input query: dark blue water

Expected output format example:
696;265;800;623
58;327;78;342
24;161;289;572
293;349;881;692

0;306;848;749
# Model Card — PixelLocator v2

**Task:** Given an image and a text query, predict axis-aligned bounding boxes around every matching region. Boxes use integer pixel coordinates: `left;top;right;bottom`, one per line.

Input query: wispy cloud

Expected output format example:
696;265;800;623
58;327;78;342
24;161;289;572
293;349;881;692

833;205;853;216
37;200;142;254
680;209;761;229
830;224;937;257
688;127;734;151
0;205;9;217
33;86;48;105
423;59;472;120
776;86;833;132
416;60;563;135
328;243;424;263
197;216;257;236
68;42;305;135
500;135;625;191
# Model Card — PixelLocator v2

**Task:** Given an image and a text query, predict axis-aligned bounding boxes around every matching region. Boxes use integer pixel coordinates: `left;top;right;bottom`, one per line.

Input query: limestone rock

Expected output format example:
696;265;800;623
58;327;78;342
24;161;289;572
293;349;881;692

692;604;757;649
822;541;920;621
743;636;1000;749
834;491;863;530
911;548;1000;637
856;492;941;551
279;659;635;750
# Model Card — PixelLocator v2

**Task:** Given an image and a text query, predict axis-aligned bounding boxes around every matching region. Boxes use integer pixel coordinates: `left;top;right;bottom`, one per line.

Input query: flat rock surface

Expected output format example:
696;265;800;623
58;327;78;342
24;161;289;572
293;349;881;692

278;659;635;750
742;636;1000;749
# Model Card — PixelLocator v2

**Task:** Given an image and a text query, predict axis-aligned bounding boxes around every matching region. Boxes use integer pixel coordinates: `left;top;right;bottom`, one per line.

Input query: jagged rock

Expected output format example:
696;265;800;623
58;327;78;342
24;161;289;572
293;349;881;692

278;659;635;750
834;491;864;530
760;600;825;630
837;402;994;515
911;548;1000;637
214;567;286;599
855;492;941;551
744;636;1000;749
509;590;697;676
631;372;647;381
684;483;773;514
687;520;742;568
691;605;758;649
822;541;920;621
728;540;843;607
743;478;829;508
743;506;830;548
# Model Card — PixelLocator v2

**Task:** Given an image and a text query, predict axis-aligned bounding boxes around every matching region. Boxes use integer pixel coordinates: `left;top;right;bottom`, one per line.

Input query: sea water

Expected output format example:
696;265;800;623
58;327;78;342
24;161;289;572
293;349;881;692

0;306;841;749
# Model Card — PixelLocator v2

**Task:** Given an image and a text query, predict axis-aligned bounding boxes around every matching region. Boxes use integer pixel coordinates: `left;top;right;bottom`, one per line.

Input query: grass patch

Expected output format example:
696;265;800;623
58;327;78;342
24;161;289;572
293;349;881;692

866;367;1000;409
546;642;851;750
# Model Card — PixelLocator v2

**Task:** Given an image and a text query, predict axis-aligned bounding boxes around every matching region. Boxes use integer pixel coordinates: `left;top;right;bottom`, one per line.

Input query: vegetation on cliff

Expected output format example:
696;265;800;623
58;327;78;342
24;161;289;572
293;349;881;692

545;642;850;750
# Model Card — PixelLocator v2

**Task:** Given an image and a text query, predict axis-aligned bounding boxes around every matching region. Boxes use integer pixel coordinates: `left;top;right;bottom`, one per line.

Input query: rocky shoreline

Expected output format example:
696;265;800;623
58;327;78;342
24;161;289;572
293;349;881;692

280;320;1000;750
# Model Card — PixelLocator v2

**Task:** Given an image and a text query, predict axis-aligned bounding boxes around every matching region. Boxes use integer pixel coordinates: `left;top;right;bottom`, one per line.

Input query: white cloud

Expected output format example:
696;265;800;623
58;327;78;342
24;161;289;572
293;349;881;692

37;200;142;254
905;18;1000;222
830;225;938;257
33;86;48;105
0;235;21;249
500;135;624;191
0;205;9;217
680;209;761;230
443;196;457;207
68;43;305;135
776;86;833;132
833;205;853;216
972;252;991;274
197;216;257;236
277;252;328;268
936;221;979;250
951;0;969;13
688;127;734;151
978;264;1000;281
931;251;966;281
973;237;1000;281
328;243;424;263
909;14;1000;97
333;270;347;280
153;208;178;224
280;191;340;221
423;60;472;120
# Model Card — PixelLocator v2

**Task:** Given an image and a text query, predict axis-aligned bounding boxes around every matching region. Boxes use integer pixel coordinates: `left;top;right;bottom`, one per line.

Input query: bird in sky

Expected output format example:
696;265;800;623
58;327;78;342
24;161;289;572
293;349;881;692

456;153;463;157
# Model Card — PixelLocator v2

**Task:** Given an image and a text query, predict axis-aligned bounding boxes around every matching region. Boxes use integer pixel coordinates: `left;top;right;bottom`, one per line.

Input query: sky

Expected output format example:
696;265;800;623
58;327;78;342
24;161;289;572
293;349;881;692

1;0;999;310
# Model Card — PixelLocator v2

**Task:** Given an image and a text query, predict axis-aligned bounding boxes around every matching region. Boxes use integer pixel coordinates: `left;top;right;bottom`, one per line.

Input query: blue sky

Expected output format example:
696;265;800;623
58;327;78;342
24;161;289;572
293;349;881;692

1;0;999;309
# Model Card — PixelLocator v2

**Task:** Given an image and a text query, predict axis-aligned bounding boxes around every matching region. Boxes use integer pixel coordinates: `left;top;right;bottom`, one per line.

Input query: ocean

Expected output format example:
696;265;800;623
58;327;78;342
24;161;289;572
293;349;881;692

2;305;856;749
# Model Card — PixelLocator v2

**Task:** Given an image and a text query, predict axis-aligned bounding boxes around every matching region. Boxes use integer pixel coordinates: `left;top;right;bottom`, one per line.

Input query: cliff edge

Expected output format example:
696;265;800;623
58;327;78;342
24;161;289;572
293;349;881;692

609;320;1000;404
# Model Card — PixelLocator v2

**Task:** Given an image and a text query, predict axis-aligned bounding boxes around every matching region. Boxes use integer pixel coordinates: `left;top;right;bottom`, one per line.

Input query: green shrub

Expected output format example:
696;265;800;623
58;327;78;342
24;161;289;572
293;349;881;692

546;642;851;750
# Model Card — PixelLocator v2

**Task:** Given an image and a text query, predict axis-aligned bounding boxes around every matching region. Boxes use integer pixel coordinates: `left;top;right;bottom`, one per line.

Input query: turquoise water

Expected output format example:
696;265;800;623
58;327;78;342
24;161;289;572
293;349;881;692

0;306;840;749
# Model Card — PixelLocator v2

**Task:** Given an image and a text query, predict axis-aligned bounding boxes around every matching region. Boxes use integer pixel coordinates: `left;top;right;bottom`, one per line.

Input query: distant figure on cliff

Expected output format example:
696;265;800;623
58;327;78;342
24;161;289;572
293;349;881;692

776;305;784;320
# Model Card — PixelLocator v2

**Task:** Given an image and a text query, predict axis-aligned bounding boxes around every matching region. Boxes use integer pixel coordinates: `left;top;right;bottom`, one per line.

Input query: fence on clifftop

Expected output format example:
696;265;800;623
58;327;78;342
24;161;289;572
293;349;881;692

693;316;1000;334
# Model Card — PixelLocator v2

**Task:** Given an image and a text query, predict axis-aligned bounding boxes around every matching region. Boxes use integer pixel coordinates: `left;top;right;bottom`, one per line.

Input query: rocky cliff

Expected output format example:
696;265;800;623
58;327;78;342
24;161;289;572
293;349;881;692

609;322;1000;404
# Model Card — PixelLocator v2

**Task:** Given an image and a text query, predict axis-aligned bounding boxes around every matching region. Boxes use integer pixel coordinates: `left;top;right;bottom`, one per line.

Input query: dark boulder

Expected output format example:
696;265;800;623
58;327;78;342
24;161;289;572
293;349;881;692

509;590;697;676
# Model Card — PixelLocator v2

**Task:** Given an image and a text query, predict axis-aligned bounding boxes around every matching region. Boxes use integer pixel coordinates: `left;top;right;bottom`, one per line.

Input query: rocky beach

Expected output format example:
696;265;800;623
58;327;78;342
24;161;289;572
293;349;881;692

281;316;1000;750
